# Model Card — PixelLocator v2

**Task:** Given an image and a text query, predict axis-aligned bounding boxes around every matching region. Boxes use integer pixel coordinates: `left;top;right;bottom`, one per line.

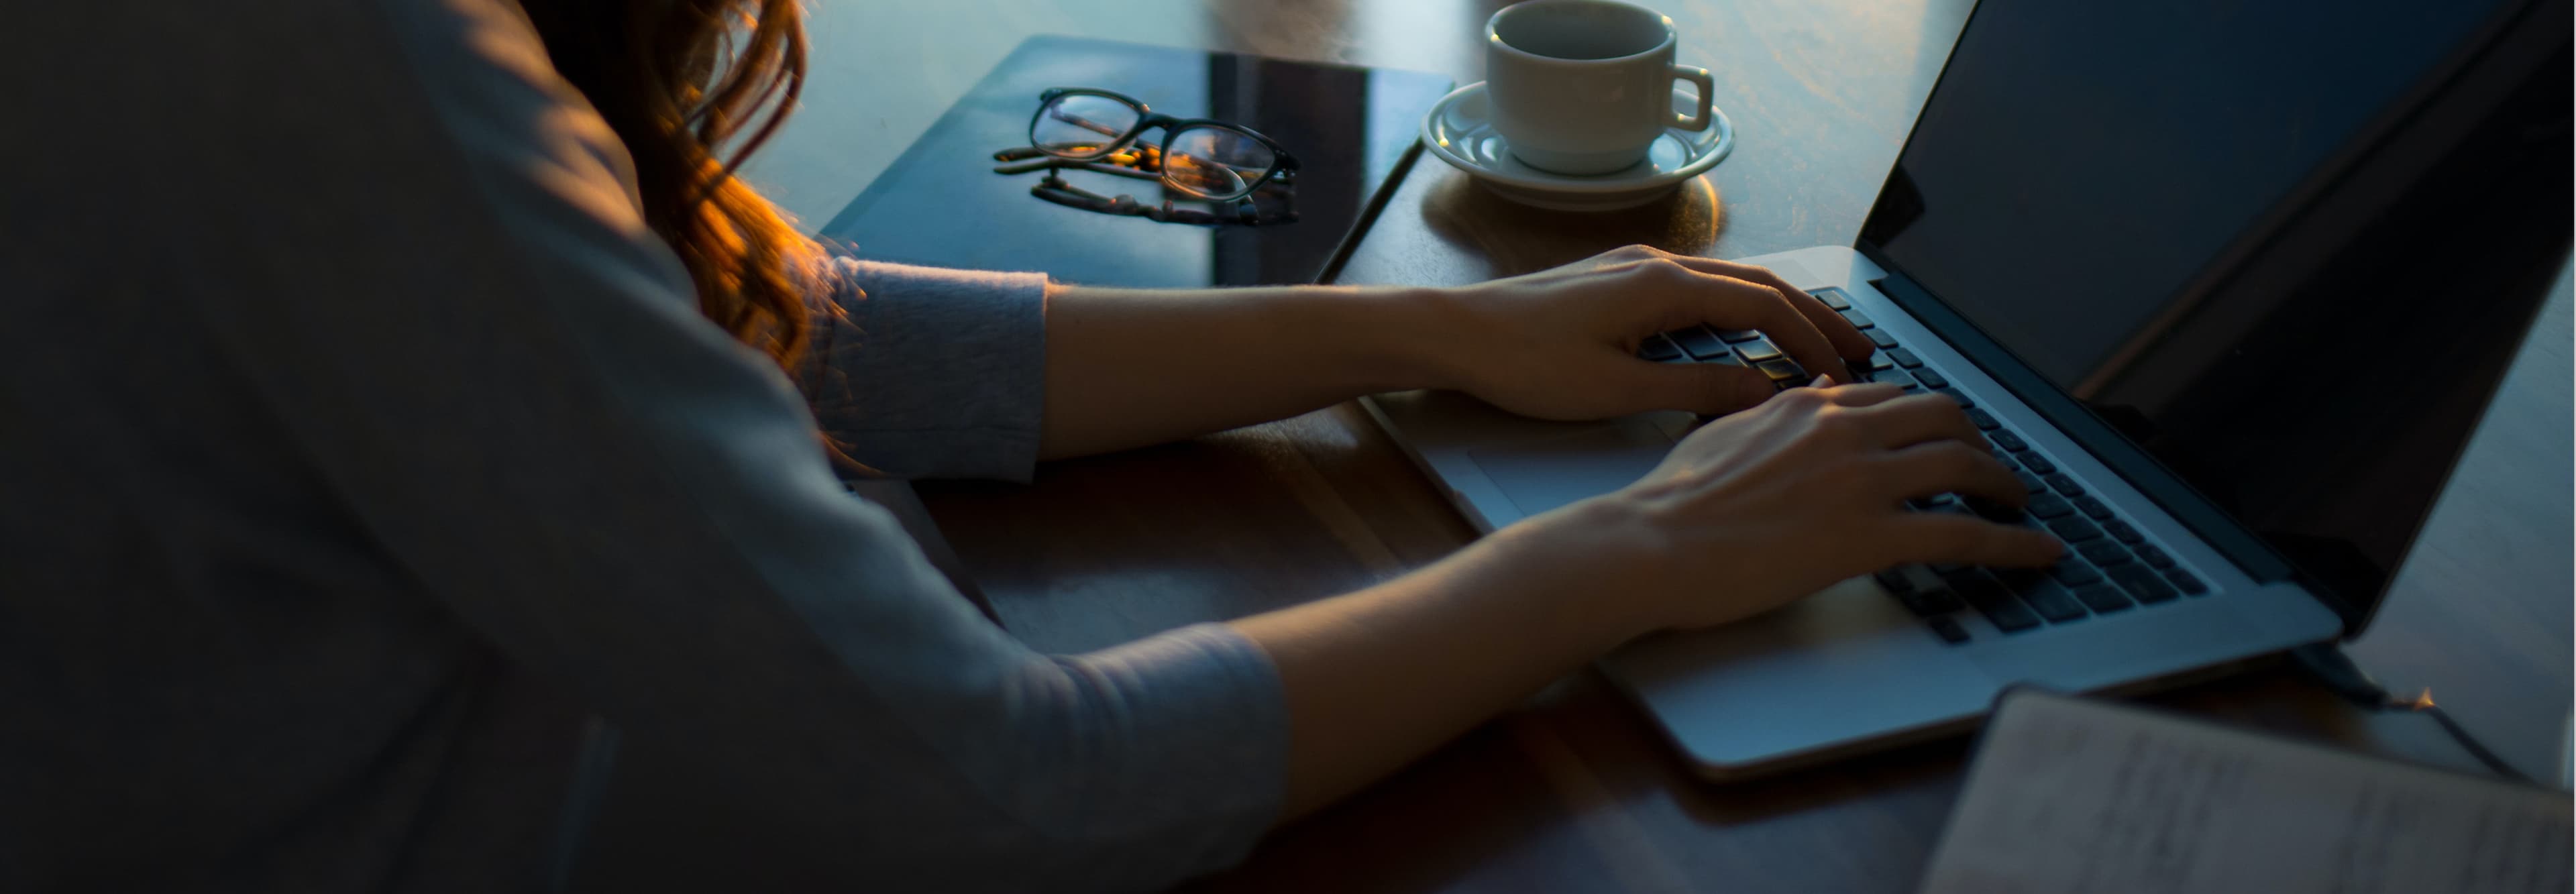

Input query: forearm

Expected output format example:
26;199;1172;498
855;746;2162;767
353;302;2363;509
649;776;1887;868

1038;282;1460;459
1229;500;1654;818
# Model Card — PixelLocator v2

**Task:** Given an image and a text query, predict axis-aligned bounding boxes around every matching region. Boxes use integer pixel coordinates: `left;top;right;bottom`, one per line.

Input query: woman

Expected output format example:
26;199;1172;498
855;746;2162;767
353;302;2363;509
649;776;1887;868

0;0;2057;890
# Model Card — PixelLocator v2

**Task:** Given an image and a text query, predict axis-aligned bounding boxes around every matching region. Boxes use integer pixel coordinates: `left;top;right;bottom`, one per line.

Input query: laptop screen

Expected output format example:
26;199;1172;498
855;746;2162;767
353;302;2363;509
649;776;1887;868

1860;0;2565;617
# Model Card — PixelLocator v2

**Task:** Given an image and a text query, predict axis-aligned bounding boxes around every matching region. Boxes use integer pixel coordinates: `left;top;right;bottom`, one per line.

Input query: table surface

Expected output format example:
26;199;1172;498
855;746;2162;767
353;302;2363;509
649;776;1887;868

752;1;2575;890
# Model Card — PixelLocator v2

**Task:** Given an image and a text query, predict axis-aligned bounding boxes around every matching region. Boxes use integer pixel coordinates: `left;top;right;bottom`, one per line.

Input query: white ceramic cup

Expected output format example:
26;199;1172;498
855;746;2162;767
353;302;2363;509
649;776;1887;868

1485;0;1715;176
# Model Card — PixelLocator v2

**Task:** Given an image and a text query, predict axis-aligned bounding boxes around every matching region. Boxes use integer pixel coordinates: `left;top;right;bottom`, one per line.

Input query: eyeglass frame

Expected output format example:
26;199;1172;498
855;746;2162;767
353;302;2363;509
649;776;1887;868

990;147;1300;227
1024;87;1300;201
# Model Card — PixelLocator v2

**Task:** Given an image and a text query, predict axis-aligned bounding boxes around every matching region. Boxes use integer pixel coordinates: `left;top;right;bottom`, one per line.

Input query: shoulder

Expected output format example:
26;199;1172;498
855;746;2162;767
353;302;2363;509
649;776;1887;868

11;0;667;288
16;0;708;364
28;0;620;188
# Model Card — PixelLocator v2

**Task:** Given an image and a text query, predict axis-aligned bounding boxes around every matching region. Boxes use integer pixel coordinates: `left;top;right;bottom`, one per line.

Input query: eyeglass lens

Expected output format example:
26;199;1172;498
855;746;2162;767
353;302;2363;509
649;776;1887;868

1163;126;1278;199
1032;94;1141;159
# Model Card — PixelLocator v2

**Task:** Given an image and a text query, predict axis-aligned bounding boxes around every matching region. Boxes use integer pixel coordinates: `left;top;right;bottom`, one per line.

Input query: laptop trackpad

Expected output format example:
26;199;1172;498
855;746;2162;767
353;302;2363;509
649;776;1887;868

1468;421;1676;518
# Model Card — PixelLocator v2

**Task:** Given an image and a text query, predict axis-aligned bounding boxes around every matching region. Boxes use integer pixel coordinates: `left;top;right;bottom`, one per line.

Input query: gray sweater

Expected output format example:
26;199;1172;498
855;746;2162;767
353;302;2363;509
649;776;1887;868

0;0;1285;890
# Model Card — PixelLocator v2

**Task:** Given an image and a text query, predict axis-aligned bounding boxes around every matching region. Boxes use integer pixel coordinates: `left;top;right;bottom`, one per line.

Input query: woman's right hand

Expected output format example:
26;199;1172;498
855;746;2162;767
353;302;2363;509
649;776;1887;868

1238;378;2063;820
1529;379;2065;634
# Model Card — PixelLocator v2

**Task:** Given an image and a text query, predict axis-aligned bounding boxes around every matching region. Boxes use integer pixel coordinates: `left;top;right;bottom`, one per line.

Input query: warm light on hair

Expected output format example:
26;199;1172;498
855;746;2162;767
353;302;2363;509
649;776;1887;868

518;0;838;377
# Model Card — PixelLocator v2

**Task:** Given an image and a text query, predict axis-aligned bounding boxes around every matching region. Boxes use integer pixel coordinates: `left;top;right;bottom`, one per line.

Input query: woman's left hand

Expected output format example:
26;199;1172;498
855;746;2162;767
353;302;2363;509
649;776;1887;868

1426;245;1880;420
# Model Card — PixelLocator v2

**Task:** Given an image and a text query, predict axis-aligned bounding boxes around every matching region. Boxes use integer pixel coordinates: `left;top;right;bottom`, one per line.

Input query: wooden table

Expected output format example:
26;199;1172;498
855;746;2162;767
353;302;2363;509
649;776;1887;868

753;1;2575;889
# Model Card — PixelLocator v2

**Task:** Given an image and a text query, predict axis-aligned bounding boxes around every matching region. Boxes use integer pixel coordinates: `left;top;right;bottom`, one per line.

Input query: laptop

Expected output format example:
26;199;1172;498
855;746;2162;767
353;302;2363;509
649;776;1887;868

1366;0;2571;779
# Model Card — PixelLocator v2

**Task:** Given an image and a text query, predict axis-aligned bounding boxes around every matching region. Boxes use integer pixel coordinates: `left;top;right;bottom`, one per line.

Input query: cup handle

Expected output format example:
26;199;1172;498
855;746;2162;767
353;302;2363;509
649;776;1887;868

1670;64;1715;131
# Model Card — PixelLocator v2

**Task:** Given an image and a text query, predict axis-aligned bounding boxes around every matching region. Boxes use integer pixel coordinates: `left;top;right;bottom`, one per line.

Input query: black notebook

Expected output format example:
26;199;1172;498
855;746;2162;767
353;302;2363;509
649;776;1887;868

818;36;1454;288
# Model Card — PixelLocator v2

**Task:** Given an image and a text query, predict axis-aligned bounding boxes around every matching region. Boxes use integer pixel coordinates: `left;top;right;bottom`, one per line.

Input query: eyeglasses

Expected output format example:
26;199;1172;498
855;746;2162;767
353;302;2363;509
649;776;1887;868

1018;87;1299;201
991;88;1300;227
991;144;1299;227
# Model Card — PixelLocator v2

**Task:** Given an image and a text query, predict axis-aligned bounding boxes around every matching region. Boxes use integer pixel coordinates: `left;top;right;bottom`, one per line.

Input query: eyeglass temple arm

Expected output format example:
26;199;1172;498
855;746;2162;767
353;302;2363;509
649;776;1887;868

1029;176;1289;227
991;156;1167;182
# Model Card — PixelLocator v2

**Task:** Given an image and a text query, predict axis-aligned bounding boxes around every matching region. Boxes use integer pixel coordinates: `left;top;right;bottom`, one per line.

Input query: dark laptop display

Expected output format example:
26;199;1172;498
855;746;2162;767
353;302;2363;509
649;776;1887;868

1859;0;2570;624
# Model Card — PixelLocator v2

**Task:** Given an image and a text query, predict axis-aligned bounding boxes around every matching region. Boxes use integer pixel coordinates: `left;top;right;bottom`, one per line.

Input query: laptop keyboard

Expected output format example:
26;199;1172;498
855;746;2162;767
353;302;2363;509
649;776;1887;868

1640;286;2210;645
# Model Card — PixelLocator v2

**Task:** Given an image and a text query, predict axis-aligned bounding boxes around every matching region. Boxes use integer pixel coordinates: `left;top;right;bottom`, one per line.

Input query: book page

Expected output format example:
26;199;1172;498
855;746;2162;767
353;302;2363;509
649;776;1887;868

1920;691;2573;894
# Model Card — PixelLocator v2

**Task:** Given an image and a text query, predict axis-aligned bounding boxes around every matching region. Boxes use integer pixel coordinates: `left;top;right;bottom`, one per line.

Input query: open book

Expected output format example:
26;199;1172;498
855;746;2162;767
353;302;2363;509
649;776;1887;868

1921;689;2573;893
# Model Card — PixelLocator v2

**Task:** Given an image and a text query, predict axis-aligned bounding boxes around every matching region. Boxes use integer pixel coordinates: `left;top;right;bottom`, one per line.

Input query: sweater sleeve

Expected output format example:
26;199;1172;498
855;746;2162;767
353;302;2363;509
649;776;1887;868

174;0;1289;889
798;258;1051;482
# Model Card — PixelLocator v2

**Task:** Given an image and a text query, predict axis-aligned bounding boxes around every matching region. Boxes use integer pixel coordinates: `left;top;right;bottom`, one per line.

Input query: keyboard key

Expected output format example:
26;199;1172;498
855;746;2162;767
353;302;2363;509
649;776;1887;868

1672;327;1731;359
1994;451;2021;471
2049;559;2102;586
2047;516;2103;543
2072;583;2135;613
1716;329;1764;343
1873;568;1917;594
1706;351;1746;367
1811;288;1851;310
2016;470;2047;493
2072;496;2114;520
1988;431;2027;452
1946;570;2041;632
2107;563;2180;603
1913;368;1950;389
2045;473;2085;496
1841;309;1876;329
1931;387;1974;408
2020;581;2090;623
1929;616;1970;644
2165;568;2208;596
1868;329;1900;349
1983;601;2042;632
1640;335;1684;361
1964;496;2025;524
1864;367;1915;386
1990;566;2048;593
2015;451;2057;475
2024;492;2076;519
1942;569;2008;601
2104;520;2144;544
1902;589;1966;616
1966;408;2000;430
2079;541;2133;566
2136;544;2176;569
1735;339;1784;362
1888;347;1923;368
1756;359;1805;381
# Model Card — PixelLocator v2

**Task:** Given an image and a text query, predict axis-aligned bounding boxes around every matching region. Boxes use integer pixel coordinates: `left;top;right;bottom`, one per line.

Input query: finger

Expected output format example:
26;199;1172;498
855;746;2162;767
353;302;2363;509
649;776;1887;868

1875;439;2029;508
1654;268;1857;387
1822;380;1907;406
1661;255;1878;368
1737;282;1858;387
1843;392;1988;450
1625;357;1779;416
1888;514;2065;569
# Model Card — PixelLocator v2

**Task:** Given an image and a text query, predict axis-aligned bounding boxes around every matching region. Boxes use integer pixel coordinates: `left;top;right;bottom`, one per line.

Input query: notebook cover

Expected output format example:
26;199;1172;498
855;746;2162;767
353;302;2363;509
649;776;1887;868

819;35;1454;287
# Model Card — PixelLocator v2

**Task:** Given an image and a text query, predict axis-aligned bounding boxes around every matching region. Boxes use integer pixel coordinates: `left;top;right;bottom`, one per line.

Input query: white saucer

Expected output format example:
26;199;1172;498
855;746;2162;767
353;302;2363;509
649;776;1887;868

1419;81;1735;212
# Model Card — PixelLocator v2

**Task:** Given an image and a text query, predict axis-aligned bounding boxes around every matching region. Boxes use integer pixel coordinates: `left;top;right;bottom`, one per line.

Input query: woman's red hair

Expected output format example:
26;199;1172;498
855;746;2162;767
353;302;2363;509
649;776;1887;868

517;0;831;374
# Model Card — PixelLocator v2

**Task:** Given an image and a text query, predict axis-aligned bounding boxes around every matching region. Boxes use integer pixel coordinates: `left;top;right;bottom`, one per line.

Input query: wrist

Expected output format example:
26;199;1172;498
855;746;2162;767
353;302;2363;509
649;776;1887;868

1466;494;1674;647
1351;283;1481;394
